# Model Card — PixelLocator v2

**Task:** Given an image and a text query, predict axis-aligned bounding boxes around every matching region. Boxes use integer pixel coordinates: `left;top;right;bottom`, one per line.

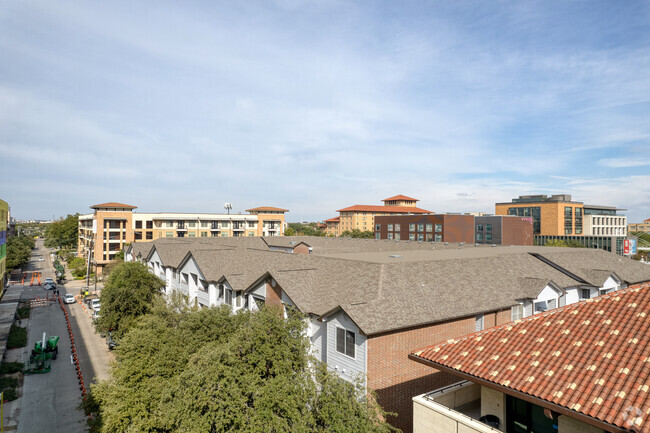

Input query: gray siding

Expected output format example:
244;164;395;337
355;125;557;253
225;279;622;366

326;310;367;384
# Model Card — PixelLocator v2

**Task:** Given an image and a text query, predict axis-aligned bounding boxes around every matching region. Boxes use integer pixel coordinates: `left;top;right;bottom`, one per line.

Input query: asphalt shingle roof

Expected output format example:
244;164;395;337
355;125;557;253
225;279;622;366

410;282;650;432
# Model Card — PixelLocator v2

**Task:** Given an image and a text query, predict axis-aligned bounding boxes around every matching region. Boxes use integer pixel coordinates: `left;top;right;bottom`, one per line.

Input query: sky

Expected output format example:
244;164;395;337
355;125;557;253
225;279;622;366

1;1;649;223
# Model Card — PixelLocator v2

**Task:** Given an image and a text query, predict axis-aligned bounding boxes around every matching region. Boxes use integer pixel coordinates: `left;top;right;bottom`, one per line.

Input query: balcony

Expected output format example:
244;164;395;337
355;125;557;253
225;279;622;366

413;382;500;433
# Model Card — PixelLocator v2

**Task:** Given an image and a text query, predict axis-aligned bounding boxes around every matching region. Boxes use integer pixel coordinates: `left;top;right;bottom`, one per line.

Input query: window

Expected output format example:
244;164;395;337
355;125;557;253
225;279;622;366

134;232;142;240
181;273;188;284
376;224;381;231
375;232;380;240
146;221;153;229
395;233;400;241
426;224;433;232
475;314;484;332
248;231;255;236
200;232;207;237
417;234;424;241
387;233;393;240
486;224;492;232
409;233;416;241
534;301;548;313
188;221;196;228
564;207;573;235
201;222;208;228
166;221;173;228
236;292;242;307
575;208;583;234
225;289;232;306
486;233;492;242
477;224;483;231
394;224;400;232
222;222;229;228
146;231;153;240
417;224;424;232
435;234;442;242
409;224;415;231
387;224;393;231
166;231;173;237
426;234;432;241
135;221;142;229
189;232;196;237
511;304;523;321
336;327;355;358
435;224;442;232
580;289;590;300
477;233;483;241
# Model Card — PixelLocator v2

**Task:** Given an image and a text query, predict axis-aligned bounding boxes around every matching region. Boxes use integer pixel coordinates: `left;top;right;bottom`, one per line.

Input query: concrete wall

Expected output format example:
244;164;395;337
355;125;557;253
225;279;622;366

558;415;604;433
413;395;498;433
480;387;506;432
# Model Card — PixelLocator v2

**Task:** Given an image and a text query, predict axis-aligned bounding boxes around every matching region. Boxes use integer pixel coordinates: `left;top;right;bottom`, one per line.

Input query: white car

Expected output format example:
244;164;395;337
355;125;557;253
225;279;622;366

38;257;44;262
44;278;55;285
91;299;101;310
64;294;76;304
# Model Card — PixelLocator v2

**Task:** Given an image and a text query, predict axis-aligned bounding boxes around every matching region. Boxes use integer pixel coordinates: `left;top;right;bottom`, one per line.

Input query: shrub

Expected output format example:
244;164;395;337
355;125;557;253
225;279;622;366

0;377;18;389
0;362;24;374
1;388;17;402
7;325;27;348
17;306;30;319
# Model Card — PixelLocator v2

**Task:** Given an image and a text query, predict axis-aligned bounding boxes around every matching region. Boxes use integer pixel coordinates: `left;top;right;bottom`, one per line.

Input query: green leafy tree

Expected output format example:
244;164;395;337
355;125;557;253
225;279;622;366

91;304;398;433
287;223;326;237
544;239;586;248
95;261;165;337
340;228;375;239
44;214;79;248
6;236;35;270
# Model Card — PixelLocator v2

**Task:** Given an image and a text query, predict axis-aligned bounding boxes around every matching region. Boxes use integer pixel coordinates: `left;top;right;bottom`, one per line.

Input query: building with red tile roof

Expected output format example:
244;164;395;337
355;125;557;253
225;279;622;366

325;195;433;236
409;282;650;433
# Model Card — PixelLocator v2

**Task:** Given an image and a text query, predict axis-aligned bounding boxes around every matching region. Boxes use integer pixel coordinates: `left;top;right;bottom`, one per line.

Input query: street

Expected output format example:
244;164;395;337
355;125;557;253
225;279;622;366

14;240;113;433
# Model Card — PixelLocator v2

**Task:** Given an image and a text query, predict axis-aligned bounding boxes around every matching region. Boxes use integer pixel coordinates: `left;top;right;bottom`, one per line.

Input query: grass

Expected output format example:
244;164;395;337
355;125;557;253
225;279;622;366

17;306;30;319
0;362;23;374
7;325;27;348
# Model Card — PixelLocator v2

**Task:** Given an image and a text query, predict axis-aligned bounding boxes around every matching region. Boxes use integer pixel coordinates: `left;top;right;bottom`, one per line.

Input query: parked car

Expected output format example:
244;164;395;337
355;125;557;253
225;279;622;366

91;299;101;311
64;293;76;304
44;278;55;285
38;257;44;262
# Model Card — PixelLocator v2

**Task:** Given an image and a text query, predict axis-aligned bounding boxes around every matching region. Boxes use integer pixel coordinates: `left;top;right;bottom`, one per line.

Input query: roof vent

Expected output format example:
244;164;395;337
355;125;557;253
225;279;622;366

389;255;402;258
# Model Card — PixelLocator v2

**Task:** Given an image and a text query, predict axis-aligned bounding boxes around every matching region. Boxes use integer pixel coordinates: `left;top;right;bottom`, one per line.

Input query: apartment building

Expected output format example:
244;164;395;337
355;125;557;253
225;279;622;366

410;282;650;433
126;236;650;433
324;195;432;236
374;214;534;246
0;199;8;292
628;218;650;233
78;202;288;273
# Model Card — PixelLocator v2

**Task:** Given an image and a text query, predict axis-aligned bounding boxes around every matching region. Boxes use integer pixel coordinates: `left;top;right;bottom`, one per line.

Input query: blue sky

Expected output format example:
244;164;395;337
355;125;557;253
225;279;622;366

1;1;649;223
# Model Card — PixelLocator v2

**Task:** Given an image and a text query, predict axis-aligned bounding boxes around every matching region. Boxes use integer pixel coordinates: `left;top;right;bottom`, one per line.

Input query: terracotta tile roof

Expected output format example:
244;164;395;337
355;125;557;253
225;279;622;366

410;282;650;432
324;217;340;223
91;202;137;209
336;205;432;213
245;206;288;212
382;195;419;202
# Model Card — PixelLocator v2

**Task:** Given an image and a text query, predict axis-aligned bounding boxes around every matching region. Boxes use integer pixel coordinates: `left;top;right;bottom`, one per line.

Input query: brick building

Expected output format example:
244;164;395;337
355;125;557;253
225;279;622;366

375;214;534;245
127;236;650;432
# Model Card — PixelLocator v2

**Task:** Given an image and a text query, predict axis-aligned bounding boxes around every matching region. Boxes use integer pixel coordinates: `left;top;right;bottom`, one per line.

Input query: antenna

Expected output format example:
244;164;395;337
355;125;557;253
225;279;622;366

224;203;232;215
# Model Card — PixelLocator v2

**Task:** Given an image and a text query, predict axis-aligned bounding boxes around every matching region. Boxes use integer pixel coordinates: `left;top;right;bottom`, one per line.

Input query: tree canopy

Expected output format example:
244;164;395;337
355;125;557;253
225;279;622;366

6;236;35;270
544;239;586;248
287;222;326;237
340;228;375;239
95;261;166;337
44;214;79;248
89;301;398;433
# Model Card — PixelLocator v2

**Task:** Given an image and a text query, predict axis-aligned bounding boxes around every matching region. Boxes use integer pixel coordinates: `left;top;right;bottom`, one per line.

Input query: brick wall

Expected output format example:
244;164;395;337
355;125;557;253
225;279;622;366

265;278;283;307
367;309;511;433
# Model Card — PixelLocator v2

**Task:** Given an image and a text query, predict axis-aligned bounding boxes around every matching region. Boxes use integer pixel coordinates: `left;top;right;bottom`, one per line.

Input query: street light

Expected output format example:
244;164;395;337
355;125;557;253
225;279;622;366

224;203;232;215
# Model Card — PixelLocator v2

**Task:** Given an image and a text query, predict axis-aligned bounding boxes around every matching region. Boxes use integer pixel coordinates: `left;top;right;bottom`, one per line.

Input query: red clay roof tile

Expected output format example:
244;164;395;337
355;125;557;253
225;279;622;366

411;282;650;432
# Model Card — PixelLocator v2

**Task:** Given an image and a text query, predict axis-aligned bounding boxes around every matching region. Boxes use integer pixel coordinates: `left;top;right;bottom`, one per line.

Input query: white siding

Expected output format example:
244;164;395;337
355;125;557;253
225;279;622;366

565;287;580;305
309;316;327;363
325;310;367;384
600;275;621;294
177;257;203;299
532;284;561;314
523;300;533;318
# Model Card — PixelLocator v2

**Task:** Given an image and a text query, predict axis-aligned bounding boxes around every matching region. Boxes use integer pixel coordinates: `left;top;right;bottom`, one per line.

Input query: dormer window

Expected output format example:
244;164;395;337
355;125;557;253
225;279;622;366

534;301;548;313
579;289;590;300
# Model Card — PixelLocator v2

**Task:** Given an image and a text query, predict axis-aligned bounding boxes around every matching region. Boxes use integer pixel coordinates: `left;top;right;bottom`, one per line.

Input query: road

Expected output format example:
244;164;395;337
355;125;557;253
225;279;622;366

16;240;113;433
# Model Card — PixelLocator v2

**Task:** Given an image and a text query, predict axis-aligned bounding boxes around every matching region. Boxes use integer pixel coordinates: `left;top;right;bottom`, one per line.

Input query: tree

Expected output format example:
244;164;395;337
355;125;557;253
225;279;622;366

544;239;585;248
6;236;35;270
287;223;325;237
90;304;398;433
95;261;166;337
340;228;374;239
44;214;79;248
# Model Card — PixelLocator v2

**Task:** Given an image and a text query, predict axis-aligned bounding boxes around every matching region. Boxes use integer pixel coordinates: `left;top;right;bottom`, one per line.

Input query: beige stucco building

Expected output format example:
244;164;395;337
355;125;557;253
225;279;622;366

324;195;433;236
78;202;287;273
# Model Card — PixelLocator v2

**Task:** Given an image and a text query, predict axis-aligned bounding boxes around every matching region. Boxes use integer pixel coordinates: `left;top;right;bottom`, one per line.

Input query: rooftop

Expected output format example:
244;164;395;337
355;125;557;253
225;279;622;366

90;202;137;209
410;282;650;433
382;195;419;202
336;205;432;213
